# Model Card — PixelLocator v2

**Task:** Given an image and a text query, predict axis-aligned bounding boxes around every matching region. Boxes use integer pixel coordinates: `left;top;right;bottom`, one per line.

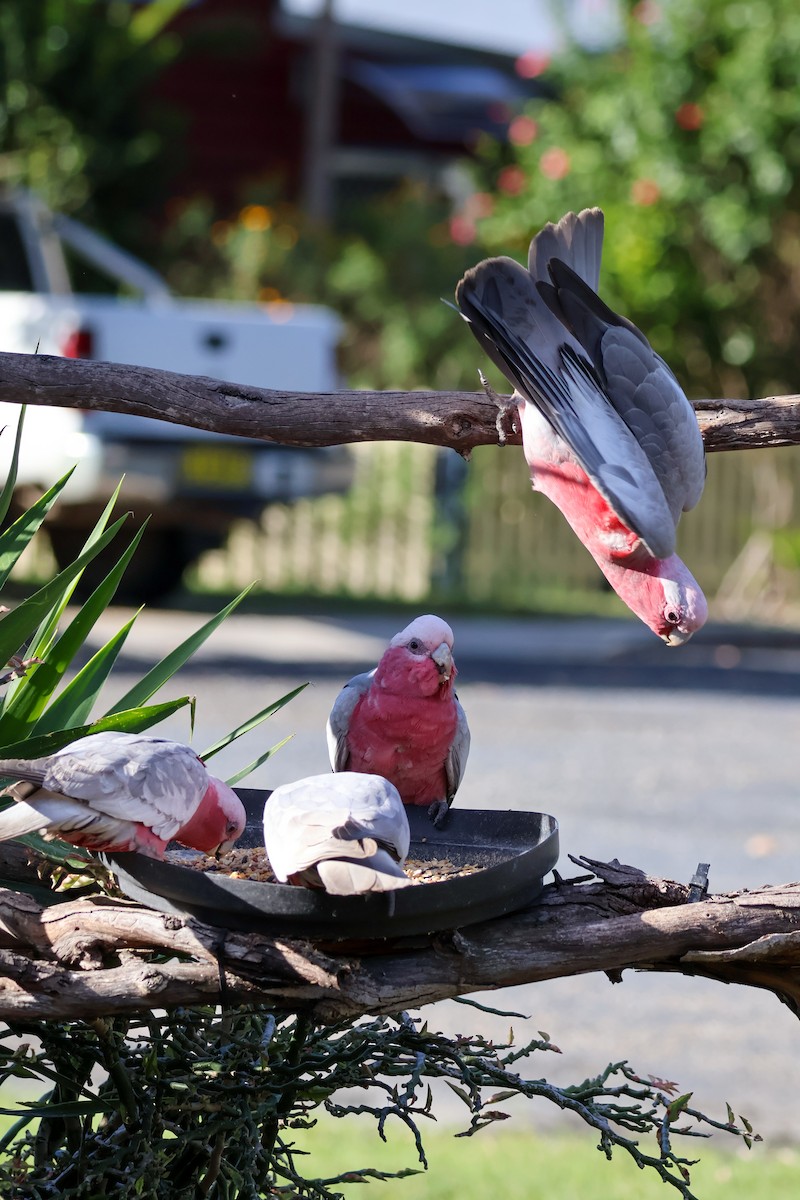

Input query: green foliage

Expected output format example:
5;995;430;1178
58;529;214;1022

160;0;800;409
163;184;486;391
295;1121;794;1200
157;0;800;408
0;1009;757;1200
0;408;302;820
471;0;800;403
0;0;186;245
0;459;195;754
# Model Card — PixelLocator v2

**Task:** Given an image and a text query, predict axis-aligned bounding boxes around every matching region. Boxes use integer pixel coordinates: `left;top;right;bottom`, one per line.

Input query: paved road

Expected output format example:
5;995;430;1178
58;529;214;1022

88;606;800;1142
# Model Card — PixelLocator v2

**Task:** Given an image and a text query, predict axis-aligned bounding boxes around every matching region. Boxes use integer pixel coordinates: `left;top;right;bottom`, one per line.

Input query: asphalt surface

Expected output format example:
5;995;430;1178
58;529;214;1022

86;606;800;1144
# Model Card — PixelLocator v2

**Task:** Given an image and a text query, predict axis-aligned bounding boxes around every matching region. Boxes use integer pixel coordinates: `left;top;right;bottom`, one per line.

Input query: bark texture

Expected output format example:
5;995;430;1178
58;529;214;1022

3;857;800;1021
1;352;798;455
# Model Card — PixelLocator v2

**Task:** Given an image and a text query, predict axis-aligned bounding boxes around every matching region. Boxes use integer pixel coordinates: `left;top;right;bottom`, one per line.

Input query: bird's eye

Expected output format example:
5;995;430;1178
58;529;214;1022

407;638;421;652
666;610;679;624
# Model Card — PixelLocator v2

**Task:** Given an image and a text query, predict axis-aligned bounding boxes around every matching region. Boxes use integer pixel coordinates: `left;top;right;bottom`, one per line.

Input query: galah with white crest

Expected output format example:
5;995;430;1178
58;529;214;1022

456;207;707;646
327;614;470;827
0;730;246;858
263;771;411;895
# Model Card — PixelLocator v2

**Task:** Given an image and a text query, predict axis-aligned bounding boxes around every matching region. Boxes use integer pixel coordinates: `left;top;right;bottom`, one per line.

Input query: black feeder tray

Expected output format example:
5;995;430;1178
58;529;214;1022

103;788;559;942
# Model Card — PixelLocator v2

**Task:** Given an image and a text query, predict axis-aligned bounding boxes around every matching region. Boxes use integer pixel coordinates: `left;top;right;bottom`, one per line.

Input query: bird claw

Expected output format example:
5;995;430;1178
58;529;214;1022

427;800;450;829
479;370;518;445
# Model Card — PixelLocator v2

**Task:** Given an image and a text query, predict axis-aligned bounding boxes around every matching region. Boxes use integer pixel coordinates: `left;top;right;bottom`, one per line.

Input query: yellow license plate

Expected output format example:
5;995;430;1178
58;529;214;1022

180;445;253;488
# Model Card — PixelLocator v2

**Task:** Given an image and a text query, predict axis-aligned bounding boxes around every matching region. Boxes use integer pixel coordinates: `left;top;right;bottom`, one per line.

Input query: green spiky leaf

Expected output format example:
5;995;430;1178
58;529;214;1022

224;734;293;786
0;514;130;668
201;683;307;760
0;407;25;526
0;697;194;760
105;584;255;716
0;469;77;592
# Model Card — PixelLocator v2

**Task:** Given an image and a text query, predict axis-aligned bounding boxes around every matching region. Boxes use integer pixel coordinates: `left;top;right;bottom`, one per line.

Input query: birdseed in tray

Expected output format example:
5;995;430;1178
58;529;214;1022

165;846;484;885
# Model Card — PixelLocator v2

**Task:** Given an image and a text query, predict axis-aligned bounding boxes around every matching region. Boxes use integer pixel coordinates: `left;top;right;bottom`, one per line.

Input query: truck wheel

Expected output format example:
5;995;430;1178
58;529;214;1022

48;526;198;605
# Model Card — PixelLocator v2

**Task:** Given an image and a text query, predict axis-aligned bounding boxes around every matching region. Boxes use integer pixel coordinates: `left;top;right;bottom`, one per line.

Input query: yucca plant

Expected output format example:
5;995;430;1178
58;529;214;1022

0;408;304;892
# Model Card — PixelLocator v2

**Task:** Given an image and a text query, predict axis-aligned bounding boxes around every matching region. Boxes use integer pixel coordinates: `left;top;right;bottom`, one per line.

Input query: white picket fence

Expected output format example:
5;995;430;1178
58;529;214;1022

190;441;800;623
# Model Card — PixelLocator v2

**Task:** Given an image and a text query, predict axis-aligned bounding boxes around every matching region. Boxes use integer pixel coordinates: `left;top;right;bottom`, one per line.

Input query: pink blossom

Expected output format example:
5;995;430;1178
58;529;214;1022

449;215;477;245
464;192;495;219
497;165;527;195
632;0;662;23
515;50;551;78
631;178;661;205
676;102;704;131
508;115;539;146
539;148;571;180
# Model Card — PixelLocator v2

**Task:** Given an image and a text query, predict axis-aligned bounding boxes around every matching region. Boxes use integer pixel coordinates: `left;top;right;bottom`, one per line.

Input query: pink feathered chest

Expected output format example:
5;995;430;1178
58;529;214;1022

346;685;458;806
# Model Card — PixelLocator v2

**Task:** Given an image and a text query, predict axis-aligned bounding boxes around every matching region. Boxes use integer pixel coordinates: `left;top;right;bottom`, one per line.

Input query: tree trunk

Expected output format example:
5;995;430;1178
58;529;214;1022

3;857;800;1021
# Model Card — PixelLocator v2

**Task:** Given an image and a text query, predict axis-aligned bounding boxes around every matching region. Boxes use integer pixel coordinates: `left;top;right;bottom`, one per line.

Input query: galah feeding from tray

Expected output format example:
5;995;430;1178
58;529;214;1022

326;614;470;828
455;207;707;646
262;772;411;895
0;730;246;858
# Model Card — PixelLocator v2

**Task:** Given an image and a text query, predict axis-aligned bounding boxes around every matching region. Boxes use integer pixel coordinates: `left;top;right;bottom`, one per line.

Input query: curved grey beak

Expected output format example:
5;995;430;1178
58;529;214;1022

431;641;453;680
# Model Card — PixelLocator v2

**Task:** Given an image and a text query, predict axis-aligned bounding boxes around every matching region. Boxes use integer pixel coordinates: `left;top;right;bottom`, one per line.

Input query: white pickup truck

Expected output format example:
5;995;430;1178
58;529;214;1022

0;191;351;601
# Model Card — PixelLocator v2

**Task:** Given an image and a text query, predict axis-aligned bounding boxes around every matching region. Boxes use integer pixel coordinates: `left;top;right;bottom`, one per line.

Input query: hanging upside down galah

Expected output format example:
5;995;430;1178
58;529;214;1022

326;614;470;827
263;772;411;895
456;207;707;646
0;730;246;858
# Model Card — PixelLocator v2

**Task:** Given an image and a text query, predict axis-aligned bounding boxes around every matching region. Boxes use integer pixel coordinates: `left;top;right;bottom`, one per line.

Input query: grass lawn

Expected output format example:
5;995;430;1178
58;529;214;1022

0;1100;797;1196
286;1117;799;1200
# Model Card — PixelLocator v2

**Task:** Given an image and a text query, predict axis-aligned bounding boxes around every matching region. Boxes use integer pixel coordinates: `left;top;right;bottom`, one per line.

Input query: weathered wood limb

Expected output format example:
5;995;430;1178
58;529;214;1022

0;352;798;455
3;859;800;1021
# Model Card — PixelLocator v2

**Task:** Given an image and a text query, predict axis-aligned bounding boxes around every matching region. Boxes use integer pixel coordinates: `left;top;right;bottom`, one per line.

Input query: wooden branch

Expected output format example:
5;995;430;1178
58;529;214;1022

4;858;800;1020
1;352;799;455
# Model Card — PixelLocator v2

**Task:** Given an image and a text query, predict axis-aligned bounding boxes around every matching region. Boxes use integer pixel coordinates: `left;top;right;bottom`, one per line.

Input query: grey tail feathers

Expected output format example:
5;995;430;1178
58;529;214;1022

0;798;56;842
527;208;604;292
316;853;411;896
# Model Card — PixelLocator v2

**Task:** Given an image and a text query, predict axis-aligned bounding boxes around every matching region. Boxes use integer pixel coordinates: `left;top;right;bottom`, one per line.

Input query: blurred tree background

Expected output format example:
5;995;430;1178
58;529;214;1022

164;0;800;404
6;0;800;398
4;0;800;616
470;0;800;406
0;0;186;248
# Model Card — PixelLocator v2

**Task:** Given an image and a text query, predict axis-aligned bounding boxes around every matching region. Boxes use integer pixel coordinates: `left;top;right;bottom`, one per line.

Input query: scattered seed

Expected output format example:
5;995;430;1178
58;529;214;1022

166;847;484;886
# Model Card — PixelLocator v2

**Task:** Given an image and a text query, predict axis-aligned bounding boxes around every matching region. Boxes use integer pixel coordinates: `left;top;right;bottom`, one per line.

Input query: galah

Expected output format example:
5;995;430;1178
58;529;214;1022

327;614;470;827
263;771;411;895
0;730;246;858
456;207;707;646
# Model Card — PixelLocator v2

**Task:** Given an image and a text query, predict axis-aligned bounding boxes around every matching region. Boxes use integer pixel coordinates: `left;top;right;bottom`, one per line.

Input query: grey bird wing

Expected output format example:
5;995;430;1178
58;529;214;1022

445;696;470;802
315;853;411;895
264;775;410;882
0;732;207;842
332;793;410;863
0;792;134;845
326;670;375;771
539;258;706;521
528;208;603;293
456;209;704;559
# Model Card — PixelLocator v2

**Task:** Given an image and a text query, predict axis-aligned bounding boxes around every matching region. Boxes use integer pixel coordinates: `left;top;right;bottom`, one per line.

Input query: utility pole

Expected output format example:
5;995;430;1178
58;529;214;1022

301;0;340;225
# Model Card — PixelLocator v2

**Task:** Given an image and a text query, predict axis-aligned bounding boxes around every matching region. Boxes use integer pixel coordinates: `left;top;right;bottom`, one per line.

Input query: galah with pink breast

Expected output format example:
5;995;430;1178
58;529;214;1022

0;730;246;858
456;208;707;646
263;772;411;895
327;614;470;827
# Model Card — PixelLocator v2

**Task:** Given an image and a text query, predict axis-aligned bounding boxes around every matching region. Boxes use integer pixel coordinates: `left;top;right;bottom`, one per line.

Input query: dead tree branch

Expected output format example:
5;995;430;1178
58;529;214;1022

4;858;800;1021
0;352;799;455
